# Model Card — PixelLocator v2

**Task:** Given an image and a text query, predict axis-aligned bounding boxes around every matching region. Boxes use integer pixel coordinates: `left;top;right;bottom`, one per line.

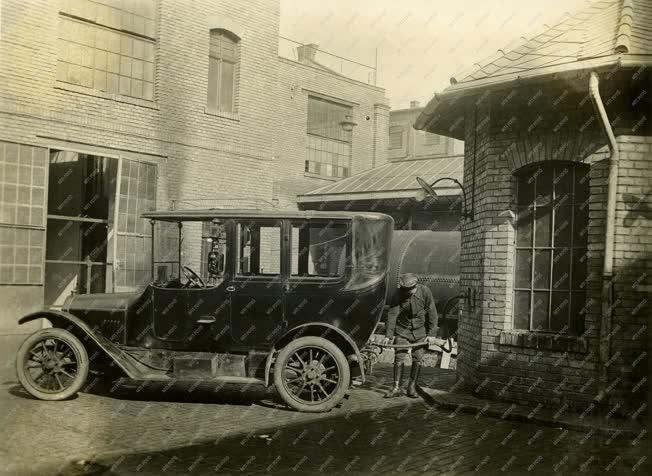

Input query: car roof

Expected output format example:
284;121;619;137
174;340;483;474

142;208;391;222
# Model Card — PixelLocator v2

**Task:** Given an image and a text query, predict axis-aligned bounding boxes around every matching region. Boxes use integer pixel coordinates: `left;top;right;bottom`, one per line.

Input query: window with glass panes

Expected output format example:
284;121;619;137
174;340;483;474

305;96;352;178
207;30;239;113
424;132;441;146
0;142;47;285
115;160;157;290
513;163;589;334
389;126;403;149
56;0;156;101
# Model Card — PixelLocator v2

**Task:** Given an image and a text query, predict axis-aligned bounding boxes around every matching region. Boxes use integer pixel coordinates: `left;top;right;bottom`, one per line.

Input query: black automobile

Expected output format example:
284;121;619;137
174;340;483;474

15;209;393;412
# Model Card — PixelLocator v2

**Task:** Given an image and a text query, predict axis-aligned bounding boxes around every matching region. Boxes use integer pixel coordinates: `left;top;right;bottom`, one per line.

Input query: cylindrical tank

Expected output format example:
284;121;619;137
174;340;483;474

387;230;461;312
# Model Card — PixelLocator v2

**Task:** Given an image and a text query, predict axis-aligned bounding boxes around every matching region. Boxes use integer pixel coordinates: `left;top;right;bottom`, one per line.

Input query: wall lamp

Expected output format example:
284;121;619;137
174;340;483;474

415;176;473;220
339;114;357;132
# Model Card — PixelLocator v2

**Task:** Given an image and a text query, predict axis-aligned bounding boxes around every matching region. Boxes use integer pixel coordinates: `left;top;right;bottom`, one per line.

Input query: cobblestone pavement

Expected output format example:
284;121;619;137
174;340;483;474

1;365;648;475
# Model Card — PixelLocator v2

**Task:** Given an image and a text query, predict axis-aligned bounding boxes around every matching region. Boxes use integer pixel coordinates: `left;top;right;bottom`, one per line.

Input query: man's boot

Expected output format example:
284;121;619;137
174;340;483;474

406;362;422;398
384;362;405;398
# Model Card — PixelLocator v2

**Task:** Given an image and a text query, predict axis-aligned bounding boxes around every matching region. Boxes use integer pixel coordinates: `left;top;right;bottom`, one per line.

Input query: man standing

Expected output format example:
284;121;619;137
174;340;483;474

383;273;438;398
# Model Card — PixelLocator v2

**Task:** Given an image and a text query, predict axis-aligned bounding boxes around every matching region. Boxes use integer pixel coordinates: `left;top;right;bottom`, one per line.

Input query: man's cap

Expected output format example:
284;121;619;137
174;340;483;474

398;273;418;289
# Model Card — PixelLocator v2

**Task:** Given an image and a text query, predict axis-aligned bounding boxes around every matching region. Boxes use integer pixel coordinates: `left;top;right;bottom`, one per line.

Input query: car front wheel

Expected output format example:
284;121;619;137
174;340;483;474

273;336;350;412
16;328;89;401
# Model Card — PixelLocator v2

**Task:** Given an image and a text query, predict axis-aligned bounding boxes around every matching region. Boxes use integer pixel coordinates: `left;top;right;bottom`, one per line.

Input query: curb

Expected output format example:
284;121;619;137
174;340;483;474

423;389;646;438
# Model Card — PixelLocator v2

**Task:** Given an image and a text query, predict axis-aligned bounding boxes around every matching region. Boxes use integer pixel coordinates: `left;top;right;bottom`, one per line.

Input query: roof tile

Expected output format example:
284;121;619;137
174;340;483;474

448;0;651;86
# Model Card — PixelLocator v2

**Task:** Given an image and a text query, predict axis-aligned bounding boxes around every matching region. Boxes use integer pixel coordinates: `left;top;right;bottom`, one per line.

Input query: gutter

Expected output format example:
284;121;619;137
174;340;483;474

588;71;619;401
415;55;652;135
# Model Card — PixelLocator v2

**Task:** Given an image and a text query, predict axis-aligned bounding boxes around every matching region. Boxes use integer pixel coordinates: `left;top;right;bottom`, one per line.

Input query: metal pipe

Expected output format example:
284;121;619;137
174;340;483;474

178;221;183;279
588;71;619;396
150;219;155;281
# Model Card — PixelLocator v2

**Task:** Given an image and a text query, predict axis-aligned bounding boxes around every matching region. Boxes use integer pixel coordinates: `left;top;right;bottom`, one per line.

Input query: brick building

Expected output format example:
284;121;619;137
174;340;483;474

273;42;388;208
388;100;462;163
415;0;650;413
298;103;464;231
0;0;387;335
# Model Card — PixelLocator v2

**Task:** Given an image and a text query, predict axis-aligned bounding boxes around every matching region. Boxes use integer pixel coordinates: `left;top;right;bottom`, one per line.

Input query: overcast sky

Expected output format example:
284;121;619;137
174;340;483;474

280;0;589;109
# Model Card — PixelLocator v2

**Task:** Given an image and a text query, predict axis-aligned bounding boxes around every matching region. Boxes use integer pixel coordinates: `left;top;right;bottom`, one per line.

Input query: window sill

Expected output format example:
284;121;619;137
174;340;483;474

204;107;240;121
498;330;588;353
54;82;159;110
303;172;340;181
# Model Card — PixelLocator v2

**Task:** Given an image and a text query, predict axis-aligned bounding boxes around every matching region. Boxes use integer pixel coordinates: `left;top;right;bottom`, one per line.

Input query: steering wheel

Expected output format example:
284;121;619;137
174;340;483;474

181;266;206;288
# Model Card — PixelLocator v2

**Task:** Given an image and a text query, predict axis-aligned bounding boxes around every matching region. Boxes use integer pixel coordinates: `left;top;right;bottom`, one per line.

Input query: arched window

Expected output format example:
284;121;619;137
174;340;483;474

208;29;239;113
513;162;590;334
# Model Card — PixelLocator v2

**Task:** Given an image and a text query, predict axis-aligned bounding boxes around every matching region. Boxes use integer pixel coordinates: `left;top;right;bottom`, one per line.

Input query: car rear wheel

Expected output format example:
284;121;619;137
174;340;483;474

273;336;350;413
16;328;89;401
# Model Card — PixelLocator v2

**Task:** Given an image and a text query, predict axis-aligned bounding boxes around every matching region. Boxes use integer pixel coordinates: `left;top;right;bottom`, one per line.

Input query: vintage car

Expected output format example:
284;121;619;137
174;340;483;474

15;209;393;412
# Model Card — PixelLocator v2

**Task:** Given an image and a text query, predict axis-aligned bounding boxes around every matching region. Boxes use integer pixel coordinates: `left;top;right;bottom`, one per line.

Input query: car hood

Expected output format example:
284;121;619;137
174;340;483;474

62;292;141;314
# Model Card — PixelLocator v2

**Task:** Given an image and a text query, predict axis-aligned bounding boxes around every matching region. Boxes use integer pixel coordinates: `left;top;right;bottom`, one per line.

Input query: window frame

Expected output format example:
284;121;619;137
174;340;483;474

389;126;404;150
512;161;589;335
234;220;282;278
288;219;351;283
423;132;441;146
56;0;157;102
207;29;240;114
305;95;353;179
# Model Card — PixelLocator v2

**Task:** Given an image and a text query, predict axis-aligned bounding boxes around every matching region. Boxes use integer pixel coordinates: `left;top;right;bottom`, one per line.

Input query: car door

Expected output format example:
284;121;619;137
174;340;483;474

284;219;352;329
228;219;286;350
151;219;233;350
152;285;188;343
182;219;234;351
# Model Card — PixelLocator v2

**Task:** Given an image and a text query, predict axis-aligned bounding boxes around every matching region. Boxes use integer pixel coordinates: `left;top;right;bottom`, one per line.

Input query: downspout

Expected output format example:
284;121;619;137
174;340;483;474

588;71;619;399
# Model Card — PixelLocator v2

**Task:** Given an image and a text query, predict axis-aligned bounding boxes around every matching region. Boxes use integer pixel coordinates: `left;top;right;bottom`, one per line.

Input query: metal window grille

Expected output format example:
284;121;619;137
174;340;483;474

513;163;590;334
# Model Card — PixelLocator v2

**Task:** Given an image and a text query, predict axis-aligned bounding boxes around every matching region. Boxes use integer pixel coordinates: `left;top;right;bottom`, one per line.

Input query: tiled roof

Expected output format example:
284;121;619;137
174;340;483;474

297;155;464;202
451;0;651;88
415;0;652;133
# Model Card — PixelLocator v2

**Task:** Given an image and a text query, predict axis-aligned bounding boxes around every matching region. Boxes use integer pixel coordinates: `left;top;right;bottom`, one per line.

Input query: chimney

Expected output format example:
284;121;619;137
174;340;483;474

410;100;420;109
297;43;318;63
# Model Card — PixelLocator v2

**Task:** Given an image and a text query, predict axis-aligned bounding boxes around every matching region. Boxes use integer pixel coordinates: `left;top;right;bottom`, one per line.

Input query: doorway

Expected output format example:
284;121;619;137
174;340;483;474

44;151;118;306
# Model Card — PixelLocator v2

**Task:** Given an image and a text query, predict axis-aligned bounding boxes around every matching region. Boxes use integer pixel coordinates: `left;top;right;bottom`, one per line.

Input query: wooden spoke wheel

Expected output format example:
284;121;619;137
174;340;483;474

16;328;89;401
274;336;350;412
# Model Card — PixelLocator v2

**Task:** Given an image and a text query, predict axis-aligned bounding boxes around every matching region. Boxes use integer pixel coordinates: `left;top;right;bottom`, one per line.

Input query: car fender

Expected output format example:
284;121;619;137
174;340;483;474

18;310;140;379
264;322;365;386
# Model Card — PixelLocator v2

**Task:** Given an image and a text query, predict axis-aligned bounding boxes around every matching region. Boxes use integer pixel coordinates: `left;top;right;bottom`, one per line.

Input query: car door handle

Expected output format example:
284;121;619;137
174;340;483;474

226;286;236;292
197;316;216;324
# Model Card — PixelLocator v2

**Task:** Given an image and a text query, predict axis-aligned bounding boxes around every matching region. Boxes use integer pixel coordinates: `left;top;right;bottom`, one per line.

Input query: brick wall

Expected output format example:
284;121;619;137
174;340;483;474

0;0;281;332
455;81;649;414
273;57;388;208
388;107;460;161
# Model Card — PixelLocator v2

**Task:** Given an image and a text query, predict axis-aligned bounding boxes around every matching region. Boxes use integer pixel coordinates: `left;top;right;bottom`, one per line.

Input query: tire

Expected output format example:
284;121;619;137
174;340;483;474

16;328;89;401
273;336;350;413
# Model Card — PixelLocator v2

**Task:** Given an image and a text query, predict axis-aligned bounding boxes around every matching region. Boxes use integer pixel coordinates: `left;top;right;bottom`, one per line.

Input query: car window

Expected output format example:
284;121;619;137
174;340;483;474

291;221;348;277
237;222;281;276
153;220;181;282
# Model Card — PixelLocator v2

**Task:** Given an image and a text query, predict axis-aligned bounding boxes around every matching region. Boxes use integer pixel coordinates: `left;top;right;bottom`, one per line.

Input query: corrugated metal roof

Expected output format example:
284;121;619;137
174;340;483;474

297;155;464;202
415;0;652;134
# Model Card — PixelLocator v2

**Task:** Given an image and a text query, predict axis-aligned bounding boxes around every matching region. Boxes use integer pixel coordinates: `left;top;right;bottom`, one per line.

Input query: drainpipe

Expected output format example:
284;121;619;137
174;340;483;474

588;71;619;400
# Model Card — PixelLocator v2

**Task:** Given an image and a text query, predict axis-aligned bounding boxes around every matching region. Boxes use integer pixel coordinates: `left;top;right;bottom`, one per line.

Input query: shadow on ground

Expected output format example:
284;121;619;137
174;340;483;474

62;392;646;476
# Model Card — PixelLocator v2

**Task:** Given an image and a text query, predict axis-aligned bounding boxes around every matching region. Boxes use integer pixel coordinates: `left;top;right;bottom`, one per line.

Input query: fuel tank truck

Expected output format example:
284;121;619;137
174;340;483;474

384;230;461;337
